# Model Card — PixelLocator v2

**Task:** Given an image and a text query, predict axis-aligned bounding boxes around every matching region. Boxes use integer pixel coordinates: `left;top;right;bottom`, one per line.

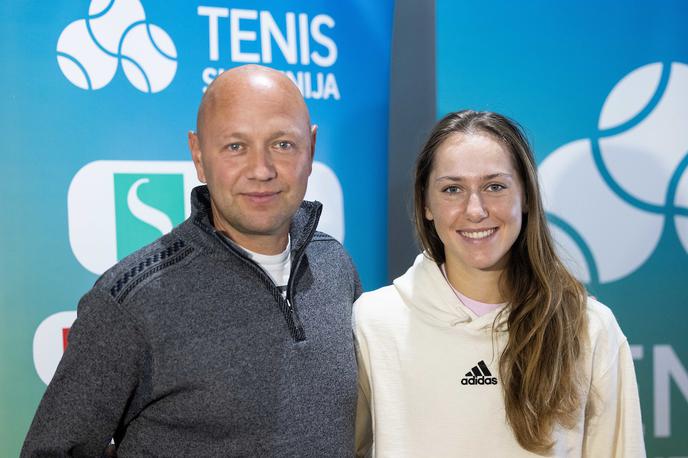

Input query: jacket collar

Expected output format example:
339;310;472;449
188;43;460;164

190;185;323;255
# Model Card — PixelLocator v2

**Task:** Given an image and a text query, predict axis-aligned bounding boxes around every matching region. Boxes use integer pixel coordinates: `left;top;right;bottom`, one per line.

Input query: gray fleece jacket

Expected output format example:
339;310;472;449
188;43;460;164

22;186;362;457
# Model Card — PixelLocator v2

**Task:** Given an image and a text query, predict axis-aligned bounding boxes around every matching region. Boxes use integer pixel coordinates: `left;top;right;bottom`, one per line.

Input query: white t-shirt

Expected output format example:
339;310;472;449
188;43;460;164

440;263;505;317
243;237;291;297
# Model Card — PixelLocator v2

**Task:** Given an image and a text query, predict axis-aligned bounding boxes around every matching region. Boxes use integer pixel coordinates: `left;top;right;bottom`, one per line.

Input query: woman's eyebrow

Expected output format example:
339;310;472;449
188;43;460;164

434;172;513;182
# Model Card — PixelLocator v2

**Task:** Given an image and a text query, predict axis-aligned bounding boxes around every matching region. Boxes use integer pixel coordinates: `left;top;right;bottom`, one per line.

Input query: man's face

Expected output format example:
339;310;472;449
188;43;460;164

189;76;315;253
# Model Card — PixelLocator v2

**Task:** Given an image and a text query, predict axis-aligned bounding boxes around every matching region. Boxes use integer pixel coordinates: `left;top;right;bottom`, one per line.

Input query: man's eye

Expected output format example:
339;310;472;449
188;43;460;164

227;143;243;152
275;141;293;150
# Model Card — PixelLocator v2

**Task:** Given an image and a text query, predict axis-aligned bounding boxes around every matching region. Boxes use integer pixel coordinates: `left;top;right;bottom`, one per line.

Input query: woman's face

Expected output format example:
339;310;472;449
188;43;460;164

424;132;526;277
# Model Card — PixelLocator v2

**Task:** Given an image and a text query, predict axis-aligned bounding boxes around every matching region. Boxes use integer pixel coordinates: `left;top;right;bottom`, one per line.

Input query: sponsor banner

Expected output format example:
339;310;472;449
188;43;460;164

437;1;687;455
66;160;343;274
67;160;200;274
0;1;392;455
33;312;77;385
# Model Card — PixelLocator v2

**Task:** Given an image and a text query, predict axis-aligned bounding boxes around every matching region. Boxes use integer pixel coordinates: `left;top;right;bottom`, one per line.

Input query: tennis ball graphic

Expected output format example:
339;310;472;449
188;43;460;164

87;0;146;55
598;62;688;207
56;19;118;90
56;0;176;93
540;139;663;284
539;62;688;284
120;23;177;93
675;166;688;253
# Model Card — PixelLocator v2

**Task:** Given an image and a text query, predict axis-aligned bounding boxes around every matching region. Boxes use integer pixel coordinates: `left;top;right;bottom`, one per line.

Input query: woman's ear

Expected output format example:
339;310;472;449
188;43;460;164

522;191;528;213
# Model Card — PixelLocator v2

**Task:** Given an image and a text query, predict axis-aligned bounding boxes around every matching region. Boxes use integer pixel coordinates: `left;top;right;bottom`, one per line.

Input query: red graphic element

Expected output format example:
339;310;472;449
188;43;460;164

62;327;71;351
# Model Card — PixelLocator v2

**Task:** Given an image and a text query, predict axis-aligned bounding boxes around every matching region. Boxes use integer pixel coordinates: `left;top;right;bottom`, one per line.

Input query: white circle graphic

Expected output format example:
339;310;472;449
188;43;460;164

56;19;118;90
542;61;688;284
121;23;177;93
56;0;177;93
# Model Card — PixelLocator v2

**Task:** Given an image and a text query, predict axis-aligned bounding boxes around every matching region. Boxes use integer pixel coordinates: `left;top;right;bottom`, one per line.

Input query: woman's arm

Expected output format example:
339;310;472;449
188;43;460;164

355;340;374;458
584;340;646;457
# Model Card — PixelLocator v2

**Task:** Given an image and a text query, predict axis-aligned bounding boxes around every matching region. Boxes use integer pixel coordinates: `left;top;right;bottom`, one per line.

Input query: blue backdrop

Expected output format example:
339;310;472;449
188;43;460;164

437;1;688;455
0;1;392;455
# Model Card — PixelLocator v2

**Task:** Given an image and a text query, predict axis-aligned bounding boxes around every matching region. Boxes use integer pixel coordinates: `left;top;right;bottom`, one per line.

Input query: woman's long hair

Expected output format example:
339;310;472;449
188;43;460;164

414;110;588;453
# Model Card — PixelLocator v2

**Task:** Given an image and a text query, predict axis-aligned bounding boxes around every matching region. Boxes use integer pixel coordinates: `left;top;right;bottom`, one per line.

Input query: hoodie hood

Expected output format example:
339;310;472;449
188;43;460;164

393;253;506;332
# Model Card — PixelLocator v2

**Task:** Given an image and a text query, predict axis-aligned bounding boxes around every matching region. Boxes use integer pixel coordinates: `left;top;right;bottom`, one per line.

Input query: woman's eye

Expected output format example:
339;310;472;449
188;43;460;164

443;186;461;194
486;183;506;192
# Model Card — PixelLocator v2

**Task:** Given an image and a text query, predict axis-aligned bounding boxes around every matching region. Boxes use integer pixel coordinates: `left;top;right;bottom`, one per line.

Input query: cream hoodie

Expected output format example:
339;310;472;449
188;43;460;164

354;253;646;457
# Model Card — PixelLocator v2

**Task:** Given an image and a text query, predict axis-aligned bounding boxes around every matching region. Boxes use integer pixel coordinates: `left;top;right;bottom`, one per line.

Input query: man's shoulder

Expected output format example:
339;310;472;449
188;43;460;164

310;230;339;244
307;230;348;258
307;230;361;294
94;225;197;304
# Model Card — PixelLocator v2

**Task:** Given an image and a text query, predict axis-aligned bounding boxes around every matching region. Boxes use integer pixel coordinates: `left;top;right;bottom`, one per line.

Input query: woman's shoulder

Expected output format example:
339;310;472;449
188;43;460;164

353;284;408;329
584;296;630;371
585;297;626;339
354;284;402;314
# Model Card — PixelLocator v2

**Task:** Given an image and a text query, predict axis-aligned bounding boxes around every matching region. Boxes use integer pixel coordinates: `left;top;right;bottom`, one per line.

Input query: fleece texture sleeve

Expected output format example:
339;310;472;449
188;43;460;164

583;339;646;457
21;288;146;457
355;342;373;458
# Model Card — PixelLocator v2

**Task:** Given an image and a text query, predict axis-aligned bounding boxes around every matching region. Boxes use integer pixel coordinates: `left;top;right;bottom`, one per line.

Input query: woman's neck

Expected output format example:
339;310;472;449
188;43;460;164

444;261;505;304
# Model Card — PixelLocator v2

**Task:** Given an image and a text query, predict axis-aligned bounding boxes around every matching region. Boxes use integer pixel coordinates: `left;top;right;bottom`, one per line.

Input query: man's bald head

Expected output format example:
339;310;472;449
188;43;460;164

196;65;311;144
187;64;317;254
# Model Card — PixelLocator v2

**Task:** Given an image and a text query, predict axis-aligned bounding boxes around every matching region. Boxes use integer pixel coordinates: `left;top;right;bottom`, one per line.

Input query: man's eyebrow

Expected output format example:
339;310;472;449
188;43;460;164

434;173;513;182
217;131;249;141
270;129;302;138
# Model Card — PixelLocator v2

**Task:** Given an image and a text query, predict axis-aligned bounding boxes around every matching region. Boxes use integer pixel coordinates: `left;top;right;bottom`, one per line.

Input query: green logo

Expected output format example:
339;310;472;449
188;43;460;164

114;173;185;259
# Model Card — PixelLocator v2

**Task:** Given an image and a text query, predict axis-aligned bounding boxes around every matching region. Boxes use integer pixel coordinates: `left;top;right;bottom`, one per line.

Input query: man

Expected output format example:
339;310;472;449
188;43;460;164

22;65;361;456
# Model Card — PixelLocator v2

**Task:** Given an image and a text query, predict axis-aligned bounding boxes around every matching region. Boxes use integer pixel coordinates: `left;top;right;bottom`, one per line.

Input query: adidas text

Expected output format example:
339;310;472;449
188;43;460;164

461;376;498;385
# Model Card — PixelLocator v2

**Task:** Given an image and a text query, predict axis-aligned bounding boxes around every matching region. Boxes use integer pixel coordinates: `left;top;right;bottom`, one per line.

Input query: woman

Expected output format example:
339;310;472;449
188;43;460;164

354;110;645;457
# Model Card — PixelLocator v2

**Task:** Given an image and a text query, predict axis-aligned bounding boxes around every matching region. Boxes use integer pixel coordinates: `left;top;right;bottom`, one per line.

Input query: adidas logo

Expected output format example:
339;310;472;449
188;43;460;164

461;360;498;386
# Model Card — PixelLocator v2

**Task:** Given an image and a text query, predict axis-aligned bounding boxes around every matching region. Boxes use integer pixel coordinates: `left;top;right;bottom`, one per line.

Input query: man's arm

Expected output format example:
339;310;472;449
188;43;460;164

353;269;363;302
346;251;363;301
21;288;145;457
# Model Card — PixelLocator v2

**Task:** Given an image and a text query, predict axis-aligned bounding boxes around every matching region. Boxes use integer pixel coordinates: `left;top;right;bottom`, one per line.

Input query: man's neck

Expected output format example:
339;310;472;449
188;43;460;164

220;229;289;255
209;205;290;255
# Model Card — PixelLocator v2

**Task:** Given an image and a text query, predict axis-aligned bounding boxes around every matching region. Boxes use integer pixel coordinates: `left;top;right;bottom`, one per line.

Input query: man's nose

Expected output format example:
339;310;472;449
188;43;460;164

247;149;277;180
465;192;488;222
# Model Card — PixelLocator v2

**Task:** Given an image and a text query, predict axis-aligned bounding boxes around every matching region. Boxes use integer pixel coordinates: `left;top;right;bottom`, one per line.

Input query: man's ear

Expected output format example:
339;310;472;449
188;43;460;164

309;124;318;161
188;131;206;183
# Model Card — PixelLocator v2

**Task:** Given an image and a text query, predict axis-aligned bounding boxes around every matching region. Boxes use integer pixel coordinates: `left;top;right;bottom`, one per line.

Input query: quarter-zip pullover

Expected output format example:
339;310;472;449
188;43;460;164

22;186;362;457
